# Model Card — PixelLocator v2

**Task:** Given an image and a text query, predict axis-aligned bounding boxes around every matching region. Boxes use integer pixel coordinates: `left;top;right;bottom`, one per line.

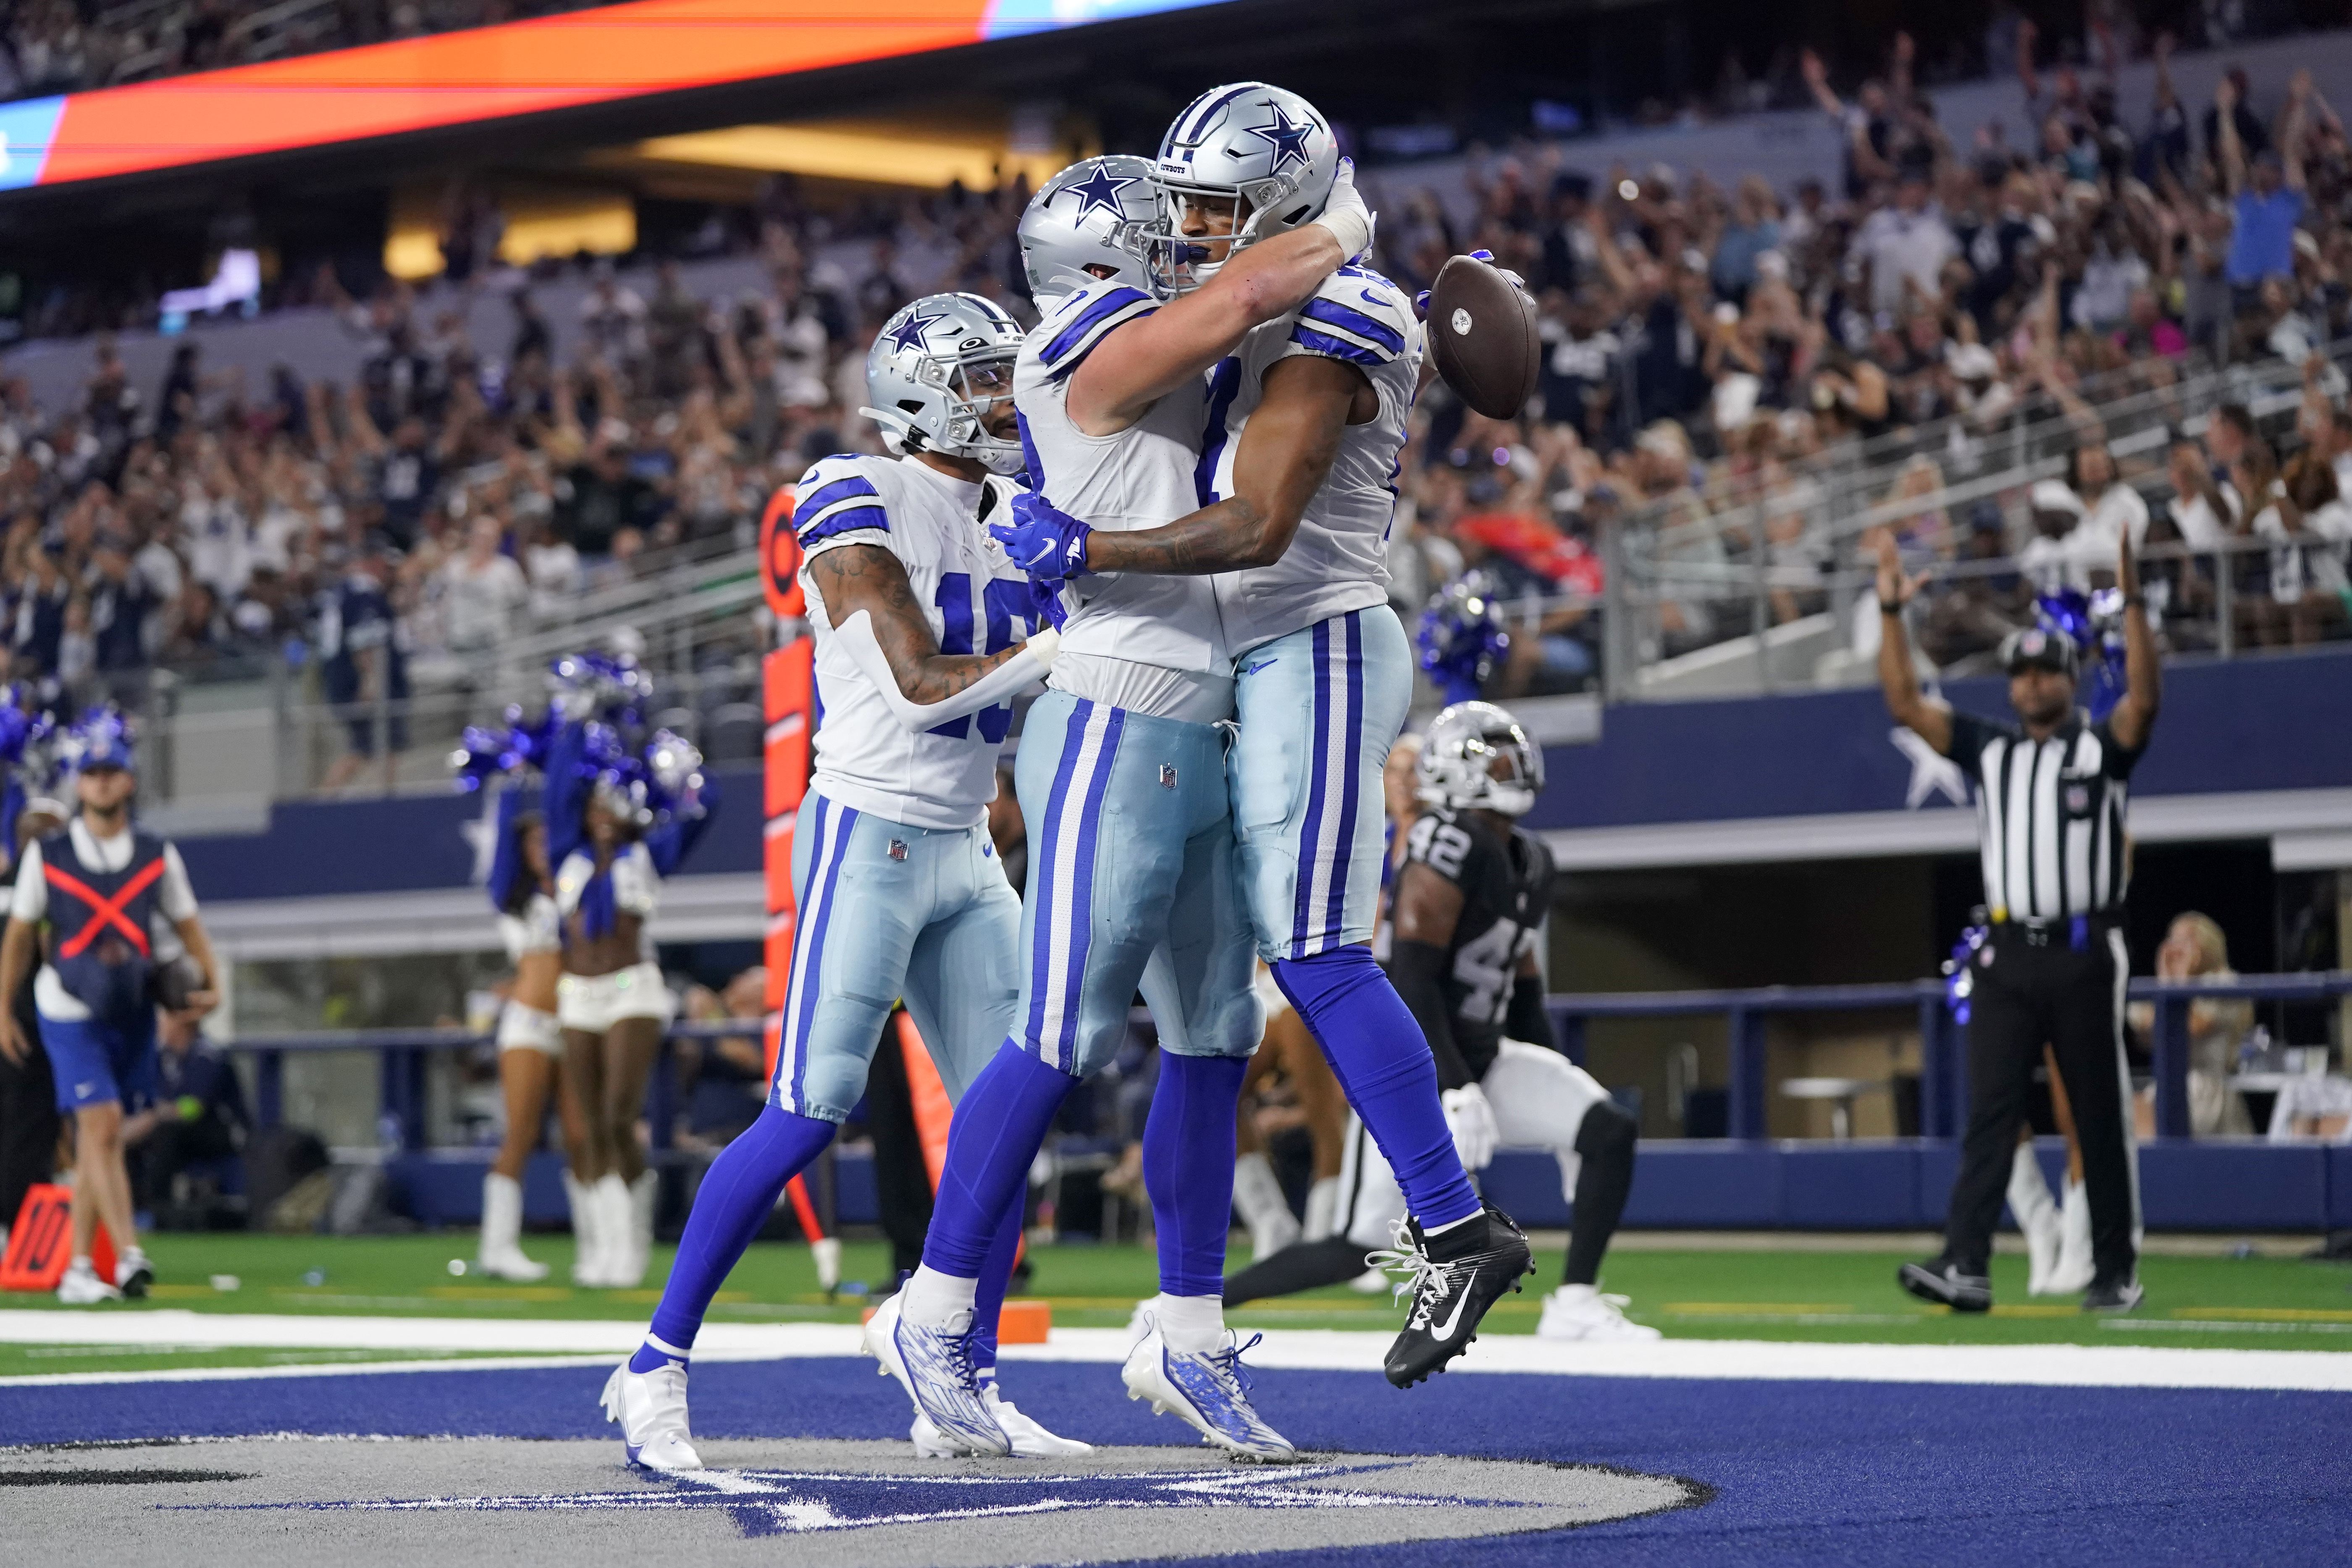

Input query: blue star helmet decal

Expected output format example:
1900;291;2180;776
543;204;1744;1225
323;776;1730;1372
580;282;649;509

1245;100;1315;173
1059;163;1139;220
884;308;944;355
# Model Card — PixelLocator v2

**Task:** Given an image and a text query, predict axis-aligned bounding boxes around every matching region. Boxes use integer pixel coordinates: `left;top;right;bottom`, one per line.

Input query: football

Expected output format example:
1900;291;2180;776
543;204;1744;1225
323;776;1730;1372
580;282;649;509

1426;254;1540;419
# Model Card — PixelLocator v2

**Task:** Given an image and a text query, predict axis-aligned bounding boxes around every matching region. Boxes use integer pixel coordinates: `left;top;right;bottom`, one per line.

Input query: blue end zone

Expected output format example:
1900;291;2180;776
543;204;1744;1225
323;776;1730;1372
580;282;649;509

6;1360;2347;1563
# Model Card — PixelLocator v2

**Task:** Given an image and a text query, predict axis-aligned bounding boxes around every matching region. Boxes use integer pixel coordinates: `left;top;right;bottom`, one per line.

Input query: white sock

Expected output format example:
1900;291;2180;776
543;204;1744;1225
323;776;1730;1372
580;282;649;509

1152;1292;1226;1354
1423;1211;1479;1239
900;1265;979;1328
68;1254;91;1273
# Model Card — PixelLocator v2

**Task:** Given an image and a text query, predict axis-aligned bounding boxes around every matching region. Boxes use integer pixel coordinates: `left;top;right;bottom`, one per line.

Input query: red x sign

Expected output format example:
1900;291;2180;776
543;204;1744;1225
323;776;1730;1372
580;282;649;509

45;859;165;959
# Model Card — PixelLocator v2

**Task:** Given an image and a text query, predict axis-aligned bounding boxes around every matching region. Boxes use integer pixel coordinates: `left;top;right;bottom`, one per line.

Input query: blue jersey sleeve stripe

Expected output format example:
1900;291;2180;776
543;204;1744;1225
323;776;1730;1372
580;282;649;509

798;507;892;546
1041;286;1153;366
795;474;881;517
1299;297;1405;355
1289;327;1388;366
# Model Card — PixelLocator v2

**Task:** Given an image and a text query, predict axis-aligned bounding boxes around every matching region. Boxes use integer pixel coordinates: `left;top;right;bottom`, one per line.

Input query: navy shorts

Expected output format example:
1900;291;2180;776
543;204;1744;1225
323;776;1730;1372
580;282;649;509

39;1012;158;1114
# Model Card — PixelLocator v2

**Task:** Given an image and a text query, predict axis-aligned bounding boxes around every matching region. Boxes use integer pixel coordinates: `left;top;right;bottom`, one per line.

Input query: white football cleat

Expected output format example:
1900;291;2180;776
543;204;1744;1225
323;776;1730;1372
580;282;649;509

601;1356;703;1471
57;1261;122;1305
912;1385;1093;1458
1535;1283;1662;1342
864;1290;1010;1457
1122;1319;1297;1463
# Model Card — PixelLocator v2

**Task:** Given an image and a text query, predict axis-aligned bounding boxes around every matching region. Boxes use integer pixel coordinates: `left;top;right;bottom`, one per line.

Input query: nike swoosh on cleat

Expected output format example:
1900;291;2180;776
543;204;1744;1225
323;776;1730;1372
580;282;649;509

1429;1290;1471;1342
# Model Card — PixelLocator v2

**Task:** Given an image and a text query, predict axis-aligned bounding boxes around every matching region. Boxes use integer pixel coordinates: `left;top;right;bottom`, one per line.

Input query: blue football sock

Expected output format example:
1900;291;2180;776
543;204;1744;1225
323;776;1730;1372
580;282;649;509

924;1040;1075;1280
648;1104;836;1351
1274;947;1481;1232
971;1192;1026;1376
1142;1052;1249;1298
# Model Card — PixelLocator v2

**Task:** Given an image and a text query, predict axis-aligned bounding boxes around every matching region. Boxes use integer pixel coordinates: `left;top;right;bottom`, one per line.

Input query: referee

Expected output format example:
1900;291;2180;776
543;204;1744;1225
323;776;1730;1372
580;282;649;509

1874;525;2158;1314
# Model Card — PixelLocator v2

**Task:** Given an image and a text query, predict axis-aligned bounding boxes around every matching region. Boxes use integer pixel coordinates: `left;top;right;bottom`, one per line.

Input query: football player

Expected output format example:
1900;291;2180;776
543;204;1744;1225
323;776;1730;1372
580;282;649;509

992;84;1534;1388
872;143;1372;1463
1222;702;1656;1342
604;293;1084;1470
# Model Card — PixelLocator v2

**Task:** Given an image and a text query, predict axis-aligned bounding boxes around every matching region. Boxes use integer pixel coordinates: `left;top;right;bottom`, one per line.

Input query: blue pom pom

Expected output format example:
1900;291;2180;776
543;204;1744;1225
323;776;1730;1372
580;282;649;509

1416;572;1511;706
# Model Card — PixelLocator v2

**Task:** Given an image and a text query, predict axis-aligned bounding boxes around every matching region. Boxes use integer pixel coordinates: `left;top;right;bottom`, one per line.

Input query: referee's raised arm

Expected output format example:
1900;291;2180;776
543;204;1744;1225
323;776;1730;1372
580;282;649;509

2107;526;2161;754
1872;532;1953;756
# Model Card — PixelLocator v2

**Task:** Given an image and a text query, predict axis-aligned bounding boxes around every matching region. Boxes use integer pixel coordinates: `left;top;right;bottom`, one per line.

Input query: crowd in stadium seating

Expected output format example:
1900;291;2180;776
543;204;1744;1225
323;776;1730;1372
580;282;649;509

0;30;2348;750
0;0;614;101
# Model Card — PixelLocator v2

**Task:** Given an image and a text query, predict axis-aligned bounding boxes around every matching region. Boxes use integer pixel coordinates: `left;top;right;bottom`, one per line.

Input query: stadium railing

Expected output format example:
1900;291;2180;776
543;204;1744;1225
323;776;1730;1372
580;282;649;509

1574;335;2352;702
224;972;2352;1151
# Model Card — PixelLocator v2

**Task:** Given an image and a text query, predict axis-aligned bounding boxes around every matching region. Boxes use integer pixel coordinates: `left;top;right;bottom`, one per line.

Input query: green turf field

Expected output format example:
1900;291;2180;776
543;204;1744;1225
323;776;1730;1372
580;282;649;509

4;1231;2350;1372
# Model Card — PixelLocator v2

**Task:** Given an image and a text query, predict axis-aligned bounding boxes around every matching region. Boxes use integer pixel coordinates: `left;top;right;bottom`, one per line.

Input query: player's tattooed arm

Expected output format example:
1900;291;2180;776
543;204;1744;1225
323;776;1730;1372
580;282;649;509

1085;356;1362;575
808;544;1026;704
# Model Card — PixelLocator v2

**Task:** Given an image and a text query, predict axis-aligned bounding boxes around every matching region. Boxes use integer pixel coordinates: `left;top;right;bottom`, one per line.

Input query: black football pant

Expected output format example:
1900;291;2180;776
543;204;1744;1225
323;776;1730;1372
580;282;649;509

0;1035;59;1237
1944;923;2139;1282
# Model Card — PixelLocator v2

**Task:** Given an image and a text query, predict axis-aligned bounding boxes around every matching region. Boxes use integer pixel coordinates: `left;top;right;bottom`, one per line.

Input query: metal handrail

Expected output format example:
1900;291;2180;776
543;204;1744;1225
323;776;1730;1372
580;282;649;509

1545;971;2352;1143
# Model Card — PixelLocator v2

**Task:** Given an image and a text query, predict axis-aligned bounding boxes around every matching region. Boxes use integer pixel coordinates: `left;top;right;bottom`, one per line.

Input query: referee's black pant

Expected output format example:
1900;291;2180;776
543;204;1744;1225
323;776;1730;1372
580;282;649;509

1944;921;2140;1283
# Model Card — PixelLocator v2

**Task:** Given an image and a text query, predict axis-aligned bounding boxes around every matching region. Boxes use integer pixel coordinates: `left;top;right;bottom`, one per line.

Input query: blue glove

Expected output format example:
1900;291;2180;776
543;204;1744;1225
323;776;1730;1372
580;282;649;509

992;491;1095;581
1027;576;1069;631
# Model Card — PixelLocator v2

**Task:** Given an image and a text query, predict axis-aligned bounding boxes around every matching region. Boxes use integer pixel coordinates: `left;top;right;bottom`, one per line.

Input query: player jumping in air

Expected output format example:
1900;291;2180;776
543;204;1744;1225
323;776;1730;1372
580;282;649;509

869;133;1382;1463
993;84;1537;1392
603;292;1082;1470
1221;703;1654;1341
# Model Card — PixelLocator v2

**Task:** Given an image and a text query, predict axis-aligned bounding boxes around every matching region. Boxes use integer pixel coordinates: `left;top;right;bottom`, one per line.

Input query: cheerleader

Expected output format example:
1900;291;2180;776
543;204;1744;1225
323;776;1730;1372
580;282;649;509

549;722;711;1288
475;789;589;1282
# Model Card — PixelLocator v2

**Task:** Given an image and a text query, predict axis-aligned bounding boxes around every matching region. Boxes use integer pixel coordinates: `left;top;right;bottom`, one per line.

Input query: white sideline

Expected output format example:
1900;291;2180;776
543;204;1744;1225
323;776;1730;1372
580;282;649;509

3;1312;2351;1392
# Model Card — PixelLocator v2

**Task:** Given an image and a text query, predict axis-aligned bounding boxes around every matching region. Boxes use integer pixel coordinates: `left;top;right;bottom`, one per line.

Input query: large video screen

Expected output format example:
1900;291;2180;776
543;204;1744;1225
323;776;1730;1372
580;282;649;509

0;0;1219;192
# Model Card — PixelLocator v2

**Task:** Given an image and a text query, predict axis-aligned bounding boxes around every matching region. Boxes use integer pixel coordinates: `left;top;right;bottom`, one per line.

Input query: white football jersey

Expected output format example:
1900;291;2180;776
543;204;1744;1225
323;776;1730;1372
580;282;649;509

796;452;1043;830
1016;281;1234;713
1201;265;1423;654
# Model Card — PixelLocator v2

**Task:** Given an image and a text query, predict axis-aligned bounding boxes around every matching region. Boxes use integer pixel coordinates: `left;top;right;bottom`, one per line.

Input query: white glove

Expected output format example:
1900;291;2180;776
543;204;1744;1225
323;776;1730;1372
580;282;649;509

1309;157;1375;263
1441;1083;1499;1172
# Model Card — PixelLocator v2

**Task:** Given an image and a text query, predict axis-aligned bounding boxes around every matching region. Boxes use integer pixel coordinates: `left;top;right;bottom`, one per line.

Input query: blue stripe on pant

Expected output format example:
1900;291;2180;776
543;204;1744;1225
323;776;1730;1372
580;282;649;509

1228;605;1413;963
768;790;1021;1123
1013;689;1261;1078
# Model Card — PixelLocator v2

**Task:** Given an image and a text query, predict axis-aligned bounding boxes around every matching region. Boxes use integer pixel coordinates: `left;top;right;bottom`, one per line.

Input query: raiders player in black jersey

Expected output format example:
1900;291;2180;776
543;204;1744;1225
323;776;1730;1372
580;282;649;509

1223;702;1656;1342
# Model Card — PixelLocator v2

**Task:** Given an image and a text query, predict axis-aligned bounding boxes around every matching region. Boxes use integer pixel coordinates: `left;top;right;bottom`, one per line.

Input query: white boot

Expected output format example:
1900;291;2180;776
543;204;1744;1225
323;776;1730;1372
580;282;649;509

2050;1177;2096;1295
566;1171;607;1287
2007;1145;2063;1296
625;1169;659;1287
810;1236;843;1293
1301;1176;1340;1241
1231;1152;1300;1261
479;1172;550;1282
594;1174;639;1288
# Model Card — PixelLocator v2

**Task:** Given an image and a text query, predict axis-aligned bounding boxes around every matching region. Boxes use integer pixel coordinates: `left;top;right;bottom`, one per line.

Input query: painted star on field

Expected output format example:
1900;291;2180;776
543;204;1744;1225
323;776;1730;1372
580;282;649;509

885;308;944;355
1245;102;1316;173
1060;163;1139;220
191;1462;1520;1542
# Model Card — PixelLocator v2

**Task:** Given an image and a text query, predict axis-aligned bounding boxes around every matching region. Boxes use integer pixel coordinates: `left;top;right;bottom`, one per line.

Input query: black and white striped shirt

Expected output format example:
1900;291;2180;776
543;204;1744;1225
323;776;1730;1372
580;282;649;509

1948;709;2142;921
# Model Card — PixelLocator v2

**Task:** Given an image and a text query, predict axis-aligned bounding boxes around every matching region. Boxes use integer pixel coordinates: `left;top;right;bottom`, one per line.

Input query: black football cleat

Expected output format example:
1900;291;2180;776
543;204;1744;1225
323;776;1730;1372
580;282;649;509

1898;1256;1991;1313
2081;1275;2145;1314
1376;1203;1536;1389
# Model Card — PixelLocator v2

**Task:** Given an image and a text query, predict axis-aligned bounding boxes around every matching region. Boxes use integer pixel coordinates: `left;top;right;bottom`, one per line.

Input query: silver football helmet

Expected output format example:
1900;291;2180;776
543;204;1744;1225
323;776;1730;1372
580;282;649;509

1019;155;1158;304
1415;701;1545;818
1142;81;1341;296
861;292;1025;475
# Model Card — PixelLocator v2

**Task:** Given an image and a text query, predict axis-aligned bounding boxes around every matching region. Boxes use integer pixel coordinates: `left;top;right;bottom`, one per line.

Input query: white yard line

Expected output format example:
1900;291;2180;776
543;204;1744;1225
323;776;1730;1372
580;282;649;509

2;1313;2348;1393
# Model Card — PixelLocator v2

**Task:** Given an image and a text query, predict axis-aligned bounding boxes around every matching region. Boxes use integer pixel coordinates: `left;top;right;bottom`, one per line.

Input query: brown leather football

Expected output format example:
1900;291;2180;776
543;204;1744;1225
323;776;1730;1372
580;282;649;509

1426;254;1539;418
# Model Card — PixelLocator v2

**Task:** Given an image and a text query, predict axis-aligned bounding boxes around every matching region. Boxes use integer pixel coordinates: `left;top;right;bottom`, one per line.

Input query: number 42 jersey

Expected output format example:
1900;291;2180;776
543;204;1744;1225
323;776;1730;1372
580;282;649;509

1397;804;1557;1080
795;453;1045;831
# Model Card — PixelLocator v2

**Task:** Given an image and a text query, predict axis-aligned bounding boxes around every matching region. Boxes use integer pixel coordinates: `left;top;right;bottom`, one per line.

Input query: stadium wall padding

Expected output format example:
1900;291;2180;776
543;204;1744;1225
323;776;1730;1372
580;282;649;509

1525;646;2352;833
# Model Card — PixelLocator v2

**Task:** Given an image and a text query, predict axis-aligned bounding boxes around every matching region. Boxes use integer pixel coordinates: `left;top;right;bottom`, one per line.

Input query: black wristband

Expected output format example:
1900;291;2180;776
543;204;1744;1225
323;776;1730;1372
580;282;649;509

1877;597;1902;615
2122;593;2146;607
